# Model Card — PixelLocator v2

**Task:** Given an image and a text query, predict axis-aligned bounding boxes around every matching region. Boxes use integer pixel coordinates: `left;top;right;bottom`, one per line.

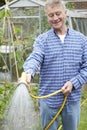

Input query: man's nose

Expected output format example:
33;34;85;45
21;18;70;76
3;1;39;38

53;14;58;20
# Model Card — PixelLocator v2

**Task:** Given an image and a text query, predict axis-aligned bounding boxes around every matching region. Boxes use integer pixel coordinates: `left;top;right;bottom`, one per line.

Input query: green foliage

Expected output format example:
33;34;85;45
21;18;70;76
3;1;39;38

66;2;75;10
0;8;23;75
78;89;87;130
31;74;39;83
30;83;39;111
16;49;24;70
41;9;51;32
0;10;5;20
0;82;17;119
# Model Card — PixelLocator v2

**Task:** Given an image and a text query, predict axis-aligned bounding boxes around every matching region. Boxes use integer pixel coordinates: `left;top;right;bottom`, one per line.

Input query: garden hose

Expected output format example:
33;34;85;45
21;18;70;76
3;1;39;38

58;125;62;130
29;89;62;99
20;72;67;130
29;89;67;130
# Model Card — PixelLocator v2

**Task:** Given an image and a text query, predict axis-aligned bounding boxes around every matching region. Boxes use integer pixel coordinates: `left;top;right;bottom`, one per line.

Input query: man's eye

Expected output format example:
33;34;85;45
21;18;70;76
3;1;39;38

56;13;60;16
48;14;54;17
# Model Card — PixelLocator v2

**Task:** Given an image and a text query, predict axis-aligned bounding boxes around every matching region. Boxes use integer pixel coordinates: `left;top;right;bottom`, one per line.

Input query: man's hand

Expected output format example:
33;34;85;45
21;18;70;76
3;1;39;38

26;73;32;89
61;81;73;96
18;73;31;89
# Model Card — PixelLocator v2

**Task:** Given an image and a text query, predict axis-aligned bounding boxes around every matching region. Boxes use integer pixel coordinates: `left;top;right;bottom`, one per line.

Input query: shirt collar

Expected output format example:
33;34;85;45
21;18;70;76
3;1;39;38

52;27;70;36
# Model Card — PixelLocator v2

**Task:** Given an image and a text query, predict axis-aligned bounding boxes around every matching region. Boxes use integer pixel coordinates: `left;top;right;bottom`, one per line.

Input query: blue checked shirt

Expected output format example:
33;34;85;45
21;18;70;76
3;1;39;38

23;28;87;107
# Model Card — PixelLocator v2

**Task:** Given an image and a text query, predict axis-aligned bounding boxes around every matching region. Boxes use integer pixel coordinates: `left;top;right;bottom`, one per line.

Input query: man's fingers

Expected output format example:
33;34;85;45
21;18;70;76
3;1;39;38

62;85;72;96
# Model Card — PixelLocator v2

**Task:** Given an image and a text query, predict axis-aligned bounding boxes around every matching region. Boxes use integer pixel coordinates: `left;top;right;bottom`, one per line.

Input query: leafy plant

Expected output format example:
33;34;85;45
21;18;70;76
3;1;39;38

0;82;17;119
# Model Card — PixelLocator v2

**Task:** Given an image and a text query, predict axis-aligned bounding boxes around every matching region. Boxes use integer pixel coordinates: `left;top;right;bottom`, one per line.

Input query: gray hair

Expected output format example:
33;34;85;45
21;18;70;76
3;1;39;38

45;0;66;11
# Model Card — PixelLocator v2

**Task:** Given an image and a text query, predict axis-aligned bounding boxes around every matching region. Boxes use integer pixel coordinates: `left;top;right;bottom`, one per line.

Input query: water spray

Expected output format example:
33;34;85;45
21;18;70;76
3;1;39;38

3;72;39;130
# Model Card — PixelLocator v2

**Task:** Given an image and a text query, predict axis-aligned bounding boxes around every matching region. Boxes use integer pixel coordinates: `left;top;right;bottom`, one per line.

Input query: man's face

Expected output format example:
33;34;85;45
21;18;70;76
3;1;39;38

46;4;67;31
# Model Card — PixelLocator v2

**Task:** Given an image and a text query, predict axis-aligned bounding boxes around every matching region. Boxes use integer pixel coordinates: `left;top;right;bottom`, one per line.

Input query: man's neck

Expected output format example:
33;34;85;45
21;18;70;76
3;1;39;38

55;26;67;35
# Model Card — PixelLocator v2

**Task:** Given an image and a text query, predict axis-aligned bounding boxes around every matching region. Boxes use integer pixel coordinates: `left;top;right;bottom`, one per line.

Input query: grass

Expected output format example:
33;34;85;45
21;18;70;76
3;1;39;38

78;87;87;130
78;106;87;130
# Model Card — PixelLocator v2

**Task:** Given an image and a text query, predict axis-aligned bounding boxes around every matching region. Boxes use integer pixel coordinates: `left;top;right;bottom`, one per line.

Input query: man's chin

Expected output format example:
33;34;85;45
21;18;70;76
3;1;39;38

53;26;61;31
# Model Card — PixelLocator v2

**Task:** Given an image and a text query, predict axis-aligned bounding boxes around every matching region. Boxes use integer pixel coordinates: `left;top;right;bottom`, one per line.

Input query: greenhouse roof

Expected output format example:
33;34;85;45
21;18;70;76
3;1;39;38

0;0;45;10
10;0;45;8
